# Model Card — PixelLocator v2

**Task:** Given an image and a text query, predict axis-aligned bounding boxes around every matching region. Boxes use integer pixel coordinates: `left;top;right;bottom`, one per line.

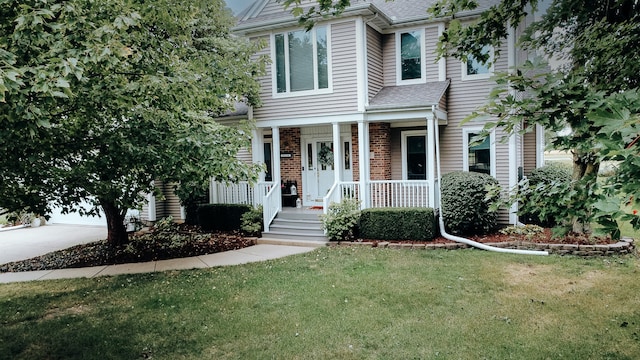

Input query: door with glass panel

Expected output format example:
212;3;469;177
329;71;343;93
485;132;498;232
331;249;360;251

303;140;334;205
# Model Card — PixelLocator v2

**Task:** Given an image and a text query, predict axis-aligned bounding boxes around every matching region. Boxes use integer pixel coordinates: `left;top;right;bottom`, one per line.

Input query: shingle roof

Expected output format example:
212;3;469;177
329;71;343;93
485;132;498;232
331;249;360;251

367;80;450;111
235;0;500;32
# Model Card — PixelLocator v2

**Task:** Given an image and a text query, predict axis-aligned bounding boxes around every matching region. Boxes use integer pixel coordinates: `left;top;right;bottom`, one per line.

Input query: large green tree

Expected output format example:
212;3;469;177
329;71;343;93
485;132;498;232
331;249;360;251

284;0;640;237
427;0;640;236
0;0;265;245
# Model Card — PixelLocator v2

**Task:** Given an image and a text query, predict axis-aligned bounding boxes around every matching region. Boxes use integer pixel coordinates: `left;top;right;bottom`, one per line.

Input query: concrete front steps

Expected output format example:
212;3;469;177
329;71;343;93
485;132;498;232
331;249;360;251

258;210;328;247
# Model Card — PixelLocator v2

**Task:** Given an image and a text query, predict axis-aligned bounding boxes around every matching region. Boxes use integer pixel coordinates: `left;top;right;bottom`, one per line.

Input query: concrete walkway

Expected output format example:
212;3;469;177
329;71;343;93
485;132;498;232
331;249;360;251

0;225;317;284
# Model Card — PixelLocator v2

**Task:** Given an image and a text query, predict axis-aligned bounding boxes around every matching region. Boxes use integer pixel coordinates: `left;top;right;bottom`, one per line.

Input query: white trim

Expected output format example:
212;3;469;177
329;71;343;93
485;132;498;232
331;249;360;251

395;28;426;85
536;124;545;167
461;46;495;81
401;130;428;180
437;23;447;82
356;17;367;112
462;127;496;178
270;24;333;98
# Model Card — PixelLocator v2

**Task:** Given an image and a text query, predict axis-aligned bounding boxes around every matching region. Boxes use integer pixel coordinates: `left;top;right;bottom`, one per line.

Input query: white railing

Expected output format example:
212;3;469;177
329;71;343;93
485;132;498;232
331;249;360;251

369;180;429;208
262;182;281;232
322;181;363;214
213;181;273;207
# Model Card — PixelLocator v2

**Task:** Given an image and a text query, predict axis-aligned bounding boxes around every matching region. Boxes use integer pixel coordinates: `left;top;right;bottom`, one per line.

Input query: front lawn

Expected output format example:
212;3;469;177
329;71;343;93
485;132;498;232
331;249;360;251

1;247;640;359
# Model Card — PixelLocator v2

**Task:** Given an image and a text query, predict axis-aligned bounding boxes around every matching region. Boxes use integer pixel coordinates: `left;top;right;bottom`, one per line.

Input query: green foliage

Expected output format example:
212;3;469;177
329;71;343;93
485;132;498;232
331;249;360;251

441;171;500;236
320;198;361;241
241;205;263;237
0;0;266;245
197;204;252;232
429;0;639;237
359;208;437;241
121;216;209;260
499;224;544;241
519;164;572;228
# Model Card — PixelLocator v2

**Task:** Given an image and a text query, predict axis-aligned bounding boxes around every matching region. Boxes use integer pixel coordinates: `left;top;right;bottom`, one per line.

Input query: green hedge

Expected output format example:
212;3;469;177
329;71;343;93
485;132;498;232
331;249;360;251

197;204;252;232
440;171;499;235
359;207;437;241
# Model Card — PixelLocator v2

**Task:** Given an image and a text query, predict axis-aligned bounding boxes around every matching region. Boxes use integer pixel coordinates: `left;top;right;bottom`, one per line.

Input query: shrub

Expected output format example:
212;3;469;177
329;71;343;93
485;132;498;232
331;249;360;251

519;164;572;227
241;205;263;237
197;204;252;232
320;198;361;241
440;171;500;235
359;207;437;241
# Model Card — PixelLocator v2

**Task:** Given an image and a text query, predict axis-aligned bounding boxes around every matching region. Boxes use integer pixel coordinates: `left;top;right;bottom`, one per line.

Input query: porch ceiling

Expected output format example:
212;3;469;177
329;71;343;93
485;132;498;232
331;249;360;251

366;80;450;112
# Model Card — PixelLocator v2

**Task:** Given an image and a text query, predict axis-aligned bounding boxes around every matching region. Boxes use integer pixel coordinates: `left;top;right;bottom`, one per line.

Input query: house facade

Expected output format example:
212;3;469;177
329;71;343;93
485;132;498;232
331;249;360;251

148;0;544;232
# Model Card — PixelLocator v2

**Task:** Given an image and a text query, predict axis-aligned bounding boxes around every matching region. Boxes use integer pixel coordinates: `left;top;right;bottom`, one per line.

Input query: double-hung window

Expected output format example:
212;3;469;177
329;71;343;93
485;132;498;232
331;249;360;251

401;130;427;180
396;29;425;84
462;45;494;80
273;25;331;96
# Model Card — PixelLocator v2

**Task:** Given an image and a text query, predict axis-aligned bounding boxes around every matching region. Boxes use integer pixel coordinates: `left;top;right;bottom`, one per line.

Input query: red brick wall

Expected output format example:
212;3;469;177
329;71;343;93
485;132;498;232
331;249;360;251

279;128;303;196
369;123;391;180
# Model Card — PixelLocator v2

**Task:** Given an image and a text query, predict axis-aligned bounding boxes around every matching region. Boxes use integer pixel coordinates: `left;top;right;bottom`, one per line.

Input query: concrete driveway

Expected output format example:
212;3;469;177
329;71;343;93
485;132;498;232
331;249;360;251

0;224;107;264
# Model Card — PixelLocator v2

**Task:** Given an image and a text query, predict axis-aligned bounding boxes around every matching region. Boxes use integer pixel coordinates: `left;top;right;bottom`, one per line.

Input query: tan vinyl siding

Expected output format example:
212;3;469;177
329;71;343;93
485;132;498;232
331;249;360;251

237;148;252;164
425;25;440;82
367;25;384;100
382;33;395;86
252;21;359;122
523;128;538;175
441;38;511;223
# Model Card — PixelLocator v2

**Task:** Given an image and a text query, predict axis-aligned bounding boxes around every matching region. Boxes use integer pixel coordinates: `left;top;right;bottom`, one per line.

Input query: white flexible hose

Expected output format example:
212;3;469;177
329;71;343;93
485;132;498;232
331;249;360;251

432;106;548;256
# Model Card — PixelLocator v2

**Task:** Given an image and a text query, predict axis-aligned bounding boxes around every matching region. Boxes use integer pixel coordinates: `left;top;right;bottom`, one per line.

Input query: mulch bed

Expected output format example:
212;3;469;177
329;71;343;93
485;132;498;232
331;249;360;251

0;226;253;273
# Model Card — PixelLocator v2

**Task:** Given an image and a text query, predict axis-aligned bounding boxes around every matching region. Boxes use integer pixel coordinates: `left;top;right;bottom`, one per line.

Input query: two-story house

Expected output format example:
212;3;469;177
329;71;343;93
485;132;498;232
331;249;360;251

148;0;544;240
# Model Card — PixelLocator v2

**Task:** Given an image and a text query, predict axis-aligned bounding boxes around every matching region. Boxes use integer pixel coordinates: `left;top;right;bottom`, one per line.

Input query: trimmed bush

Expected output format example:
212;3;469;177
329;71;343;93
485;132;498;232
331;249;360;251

441;171;500;235
359;207;437;241
241;205;263;237
197;204;252;232
519;164;572;227
320;198;361;241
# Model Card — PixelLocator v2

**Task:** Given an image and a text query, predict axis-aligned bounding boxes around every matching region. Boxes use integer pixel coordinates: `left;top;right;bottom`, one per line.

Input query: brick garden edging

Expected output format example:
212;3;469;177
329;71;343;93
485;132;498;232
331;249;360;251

330;238;635;256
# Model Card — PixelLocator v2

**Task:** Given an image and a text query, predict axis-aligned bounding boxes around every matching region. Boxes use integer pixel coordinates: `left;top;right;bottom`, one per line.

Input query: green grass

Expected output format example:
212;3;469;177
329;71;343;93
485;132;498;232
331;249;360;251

2;248;640;359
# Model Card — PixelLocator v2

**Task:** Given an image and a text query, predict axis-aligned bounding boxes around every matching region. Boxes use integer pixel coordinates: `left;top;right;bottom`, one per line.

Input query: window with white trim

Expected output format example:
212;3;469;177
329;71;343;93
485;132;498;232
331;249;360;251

396;29;425;84
401;130;427;180
462;45;494;81
273;25;330;95
463;128;495;177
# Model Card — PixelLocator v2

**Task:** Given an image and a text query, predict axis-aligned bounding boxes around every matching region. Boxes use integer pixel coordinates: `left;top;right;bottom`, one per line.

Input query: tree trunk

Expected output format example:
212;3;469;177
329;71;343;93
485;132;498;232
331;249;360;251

101;200;129;247
571;150;600;234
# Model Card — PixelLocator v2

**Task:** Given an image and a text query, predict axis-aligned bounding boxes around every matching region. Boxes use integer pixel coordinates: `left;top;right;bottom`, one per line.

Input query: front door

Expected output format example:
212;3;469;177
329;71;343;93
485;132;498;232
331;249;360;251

303;140;334;205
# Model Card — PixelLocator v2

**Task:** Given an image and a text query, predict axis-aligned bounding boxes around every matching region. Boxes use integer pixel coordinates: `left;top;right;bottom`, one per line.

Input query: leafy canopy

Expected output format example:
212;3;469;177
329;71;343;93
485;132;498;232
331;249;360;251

0;0;266;244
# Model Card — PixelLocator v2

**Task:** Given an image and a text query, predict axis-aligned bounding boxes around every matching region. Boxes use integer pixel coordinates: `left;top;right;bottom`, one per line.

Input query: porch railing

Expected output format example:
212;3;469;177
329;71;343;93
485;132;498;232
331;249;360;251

323;181;361;214
369;180;430;208
213;181;273;207
262;182;281;232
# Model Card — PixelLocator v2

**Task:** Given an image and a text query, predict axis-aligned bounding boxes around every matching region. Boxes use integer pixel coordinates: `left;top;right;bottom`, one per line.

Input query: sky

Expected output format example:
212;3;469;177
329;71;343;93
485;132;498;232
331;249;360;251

224;0;256;15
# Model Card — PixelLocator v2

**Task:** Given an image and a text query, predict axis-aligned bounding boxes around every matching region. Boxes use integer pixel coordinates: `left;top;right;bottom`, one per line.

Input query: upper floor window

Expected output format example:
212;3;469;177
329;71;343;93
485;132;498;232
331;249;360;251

401;130;427;180
462;45;494;81
463;128;495;177
273;25;331;96
396;29;425;84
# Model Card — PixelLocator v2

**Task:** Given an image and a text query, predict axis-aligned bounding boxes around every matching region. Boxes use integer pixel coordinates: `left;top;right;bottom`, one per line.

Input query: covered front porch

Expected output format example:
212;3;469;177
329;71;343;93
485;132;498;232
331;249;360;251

211;112;445;232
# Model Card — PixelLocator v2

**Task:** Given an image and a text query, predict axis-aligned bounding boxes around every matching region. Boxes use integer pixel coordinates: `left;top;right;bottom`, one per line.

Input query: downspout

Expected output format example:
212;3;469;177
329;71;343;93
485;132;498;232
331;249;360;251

433;105;548;256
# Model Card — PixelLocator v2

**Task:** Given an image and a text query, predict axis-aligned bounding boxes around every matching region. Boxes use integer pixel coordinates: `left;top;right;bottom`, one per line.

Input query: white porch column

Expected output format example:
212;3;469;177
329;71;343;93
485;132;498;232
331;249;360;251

426;112;437;208
209;177;218;203
358;120;370;209
146;183;156;222
272;126;281;185
332;122;342;184
251;128;265;182
508;24;519;225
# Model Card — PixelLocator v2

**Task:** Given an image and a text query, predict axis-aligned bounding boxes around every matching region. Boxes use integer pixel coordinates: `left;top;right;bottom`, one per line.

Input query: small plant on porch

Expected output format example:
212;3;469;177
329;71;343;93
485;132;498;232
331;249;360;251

320;198;361;241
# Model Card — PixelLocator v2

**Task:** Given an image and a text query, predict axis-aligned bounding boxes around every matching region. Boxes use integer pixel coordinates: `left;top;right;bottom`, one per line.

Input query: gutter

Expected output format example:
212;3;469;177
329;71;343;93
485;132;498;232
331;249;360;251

432;105;548;256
